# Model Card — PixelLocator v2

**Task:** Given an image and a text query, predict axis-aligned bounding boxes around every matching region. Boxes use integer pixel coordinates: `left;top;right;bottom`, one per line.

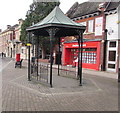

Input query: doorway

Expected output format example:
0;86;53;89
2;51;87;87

107;41;118;72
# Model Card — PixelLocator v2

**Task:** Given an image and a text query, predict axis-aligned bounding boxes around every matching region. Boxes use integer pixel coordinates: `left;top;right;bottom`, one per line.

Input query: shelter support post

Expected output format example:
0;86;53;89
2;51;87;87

77;30;83;86
58;37;60;76
36;36;39;80
27;33;31;81
32;36;35;57
48;29;54;87
47;28;59;87
77;38;80;80
80;33;83;86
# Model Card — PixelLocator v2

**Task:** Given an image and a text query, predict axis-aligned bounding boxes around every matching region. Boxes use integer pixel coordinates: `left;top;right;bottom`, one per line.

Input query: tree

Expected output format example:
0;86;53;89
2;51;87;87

20;2;60;58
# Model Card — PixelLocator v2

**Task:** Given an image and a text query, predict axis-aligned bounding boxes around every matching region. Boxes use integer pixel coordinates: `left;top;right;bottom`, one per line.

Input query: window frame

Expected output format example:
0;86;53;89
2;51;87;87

88;19;94;33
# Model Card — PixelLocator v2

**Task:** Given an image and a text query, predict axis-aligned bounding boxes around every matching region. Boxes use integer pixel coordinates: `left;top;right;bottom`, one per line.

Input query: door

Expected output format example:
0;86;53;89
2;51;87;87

107;41;118;72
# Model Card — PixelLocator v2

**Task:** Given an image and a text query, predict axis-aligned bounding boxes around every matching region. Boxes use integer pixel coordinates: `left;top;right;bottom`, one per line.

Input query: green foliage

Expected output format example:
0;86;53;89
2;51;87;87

38;36;58;55
20;2;60;43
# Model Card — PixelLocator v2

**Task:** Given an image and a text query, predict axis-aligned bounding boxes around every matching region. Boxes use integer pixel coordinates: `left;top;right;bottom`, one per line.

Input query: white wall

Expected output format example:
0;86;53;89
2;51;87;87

118;5;120;40
106;13;118;40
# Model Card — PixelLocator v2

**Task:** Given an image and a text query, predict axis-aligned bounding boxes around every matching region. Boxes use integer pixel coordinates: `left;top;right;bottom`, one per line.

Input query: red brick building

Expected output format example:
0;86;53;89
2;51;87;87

62;1;120;72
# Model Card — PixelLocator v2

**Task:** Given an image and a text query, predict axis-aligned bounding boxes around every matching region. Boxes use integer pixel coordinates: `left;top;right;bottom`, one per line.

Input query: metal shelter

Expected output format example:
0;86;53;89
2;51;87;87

26;6;86;87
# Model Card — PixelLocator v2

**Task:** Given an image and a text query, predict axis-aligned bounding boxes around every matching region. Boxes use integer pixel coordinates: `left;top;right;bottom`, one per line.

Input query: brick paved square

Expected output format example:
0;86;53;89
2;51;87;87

1;58;118;112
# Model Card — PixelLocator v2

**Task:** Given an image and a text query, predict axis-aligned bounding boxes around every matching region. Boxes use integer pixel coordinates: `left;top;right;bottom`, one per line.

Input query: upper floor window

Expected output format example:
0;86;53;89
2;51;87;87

88;20;94;33
109;41;116;47
80;22;86;33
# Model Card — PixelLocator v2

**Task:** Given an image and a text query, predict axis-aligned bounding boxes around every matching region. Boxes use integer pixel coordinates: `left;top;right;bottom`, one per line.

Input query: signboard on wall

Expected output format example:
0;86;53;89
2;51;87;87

95;17;103;36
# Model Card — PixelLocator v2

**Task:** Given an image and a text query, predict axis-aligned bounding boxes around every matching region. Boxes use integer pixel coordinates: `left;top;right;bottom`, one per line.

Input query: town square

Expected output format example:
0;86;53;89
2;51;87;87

0;0;120;112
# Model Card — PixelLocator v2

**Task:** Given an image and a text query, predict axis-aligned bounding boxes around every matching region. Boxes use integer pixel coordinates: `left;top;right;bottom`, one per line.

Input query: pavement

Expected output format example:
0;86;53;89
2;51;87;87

1;58;119;112
46;63;118;80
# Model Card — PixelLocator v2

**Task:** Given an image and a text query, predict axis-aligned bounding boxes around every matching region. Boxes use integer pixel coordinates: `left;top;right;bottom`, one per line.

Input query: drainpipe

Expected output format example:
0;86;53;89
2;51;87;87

101;7;107;71
118;55;120;82
102;29;108;71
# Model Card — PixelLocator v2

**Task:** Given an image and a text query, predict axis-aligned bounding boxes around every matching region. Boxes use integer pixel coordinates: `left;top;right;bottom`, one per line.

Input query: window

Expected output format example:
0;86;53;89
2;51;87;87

80;22;86;33
108;64;115;69
109;51;116;61
109;41;116;47
88;20;94;33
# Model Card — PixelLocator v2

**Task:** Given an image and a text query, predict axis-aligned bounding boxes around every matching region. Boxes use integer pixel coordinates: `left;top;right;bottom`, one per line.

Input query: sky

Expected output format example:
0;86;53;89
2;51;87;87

0;0;88;31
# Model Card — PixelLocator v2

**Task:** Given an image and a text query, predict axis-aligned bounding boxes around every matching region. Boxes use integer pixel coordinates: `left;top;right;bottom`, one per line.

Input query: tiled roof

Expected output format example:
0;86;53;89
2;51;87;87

66;1;120;19
0;24;18;34
66;2;101;18
105;1;120;11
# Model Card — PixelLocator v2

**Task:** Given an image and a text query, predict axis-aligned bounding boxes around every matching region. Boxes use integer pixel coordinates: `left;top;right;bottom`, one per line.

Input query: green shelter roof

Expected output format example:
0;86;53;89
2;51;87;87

27;6;85;31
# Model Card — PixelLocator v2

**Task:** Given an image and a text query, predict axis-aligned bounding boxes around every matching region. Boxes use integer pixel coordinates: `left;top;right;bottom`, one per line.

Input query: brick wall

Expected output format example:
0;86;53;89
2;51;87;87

38;59;49;63
83;34;104;40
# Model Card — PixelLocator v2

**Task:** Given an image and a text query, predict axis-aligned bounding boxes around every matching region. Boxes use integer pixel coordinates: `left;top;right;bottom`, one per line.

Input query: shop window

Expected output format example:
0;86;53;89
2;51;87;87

88;20;94;33
83;48;96;51
82;48;97;64
71;49;77;60
108;64;115;69
109;41;116;47
109;51;116;61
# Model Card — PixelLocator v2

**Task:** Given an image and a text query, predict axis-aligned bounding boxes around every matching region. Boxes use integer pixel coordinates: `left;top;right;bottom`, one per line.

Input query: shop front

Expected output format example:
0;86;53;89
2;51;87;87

63;40;101;70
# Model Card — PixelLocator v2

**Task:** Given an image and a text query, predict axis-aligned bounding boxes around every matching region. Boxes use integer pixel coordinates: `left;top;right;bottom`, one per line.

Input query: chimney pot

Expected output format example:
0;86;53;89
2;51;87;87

7;25;11;29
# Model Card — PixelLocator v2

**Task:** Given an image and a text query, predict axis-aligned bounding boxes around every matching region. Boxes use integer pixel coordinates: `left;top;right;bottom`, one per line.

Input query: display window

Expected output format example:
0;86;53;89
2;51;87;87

82;48;97;64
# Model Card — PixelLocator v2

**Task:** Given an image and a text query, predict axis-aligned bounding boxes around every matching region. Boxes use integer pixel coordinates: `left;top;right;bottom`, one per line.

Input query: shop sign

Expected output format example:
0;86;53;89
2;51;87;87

72;45;79;47
72;44;86;47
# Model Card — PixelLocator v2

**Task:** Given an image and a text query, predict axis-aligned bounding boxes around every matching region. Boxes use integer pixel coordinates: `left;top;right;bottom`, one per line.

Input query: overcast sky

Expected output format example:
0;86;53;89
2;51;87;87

0;0;88;31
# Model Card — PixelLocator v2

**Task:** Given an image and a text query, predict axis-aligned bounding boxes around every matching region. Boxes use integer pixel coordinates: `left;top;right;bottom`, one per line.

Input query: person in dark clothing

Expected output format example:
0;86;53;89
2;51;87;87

52;56;54;65
49;56;54;65
1;52;4;58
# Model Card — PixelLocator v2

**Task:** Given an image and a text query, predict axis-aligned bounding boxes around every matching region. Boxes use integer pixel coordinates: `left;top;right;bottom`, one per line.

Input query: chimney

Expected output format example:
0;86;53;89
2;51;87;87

7;25;11;29
98;2;107;12
18;19;23;25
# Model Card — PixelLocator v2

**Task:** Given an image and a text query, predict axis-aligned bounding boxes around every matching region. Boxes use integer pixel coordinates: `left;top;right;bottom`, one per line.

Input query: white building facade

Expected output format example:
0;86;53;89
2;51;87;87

106;9;119;72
